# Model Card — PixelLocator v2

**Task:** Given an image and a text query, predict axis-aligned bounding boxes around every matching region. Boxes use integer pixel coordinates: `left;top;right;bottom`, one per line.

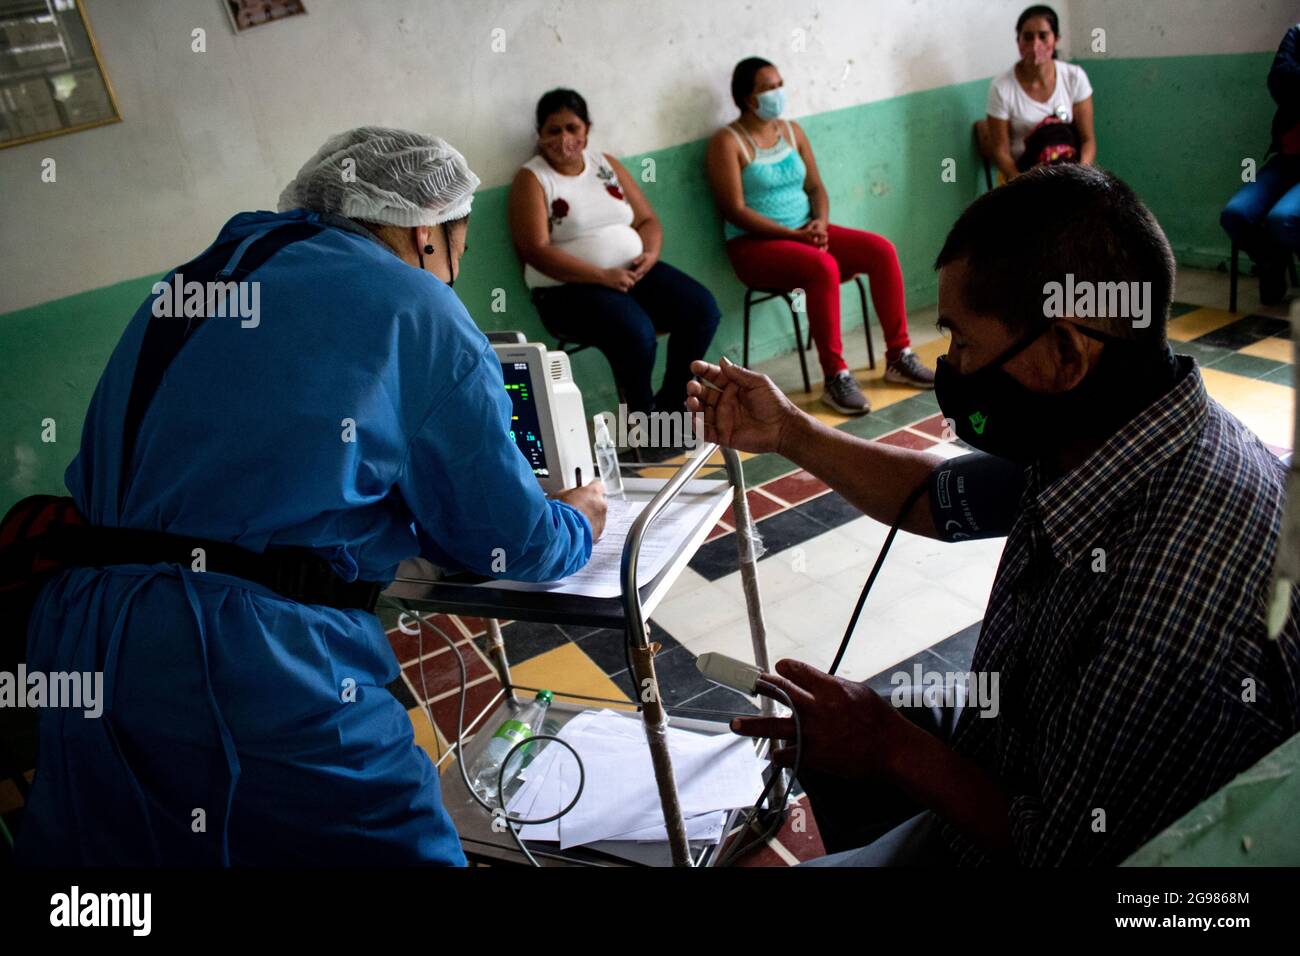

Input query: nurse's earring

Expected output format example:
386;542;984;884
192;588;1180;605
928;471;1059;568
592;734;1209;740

423;244;434;254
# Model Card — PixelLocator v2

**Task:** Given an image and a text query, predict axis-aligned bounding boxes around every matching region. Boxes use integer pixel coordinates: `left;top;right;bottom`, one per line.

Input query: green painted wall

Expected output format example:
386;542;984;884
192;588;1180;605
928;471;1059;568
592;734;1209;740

1082;51;1276;271
0;53;1277;516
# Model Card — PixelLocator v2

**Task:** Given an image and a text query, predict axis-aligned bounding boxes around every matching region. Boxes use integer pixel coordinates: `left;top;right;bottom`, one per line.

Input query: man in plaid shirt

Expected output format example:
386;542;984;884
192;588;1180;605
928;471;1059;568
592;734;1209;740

688;164;1300;865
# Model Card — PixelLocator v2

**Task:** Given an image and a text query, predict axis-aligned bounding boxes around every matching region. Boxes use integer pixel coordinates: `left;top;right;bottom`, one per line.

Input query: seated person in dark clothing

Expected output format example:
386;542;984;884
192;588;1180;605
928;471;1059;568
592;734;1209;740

1220;22;1300;306
688;164;1300;865
509;88;720;428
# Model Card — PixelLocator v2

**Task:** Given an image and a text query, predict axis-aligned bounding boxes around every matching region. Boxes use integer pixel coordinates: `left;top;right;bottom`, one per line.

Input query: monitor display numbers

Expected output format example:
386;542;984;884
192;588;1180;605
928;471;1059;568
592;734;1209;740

501;361;549;477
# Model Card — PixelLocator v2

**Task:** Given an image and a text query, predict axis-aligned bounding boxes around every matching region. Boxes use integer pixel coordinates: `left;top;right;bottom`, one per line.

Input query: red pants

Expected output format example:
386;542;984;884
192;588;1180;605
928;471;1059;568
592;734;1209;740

726;224;911;378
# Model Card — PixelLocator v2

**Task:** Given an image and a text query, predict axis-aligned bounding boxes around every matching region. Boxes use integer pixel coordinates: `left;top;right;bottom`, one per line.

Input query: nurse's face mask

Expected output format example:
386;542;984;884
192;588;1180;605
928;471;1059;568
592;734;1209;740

416;222;461;289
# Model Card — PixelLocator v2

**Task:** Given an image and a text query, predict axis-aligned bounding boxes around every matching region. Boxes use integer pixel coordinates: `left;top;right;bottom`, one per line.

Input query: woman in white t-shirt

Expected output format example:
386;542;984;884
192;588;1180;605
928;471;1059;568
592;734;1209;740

509;89;719;423
984;4;1096;181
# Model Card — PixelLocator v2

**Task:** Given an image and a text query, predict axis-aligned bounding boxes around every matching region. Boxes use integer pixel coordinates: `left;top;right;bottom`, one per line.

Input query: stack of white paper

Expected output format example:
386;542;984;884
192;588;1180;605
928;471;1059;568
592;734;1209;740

505;709;765;849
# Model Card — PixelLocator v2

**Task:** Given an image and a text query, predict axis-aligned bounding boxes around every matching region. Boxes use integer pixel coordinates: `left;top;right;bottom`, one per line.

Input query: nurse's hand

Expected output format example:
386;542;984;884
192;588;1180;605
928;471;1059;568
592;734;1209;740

555;480;607;540
686;357;803;455
598;267;638;293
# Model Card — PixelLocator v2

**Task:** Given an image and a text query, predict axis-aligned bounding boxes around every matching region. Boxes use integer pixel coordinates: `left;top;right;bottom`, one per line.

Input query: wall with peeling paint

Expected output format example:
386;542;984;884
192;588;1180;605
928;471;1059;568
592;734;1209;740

1;0;1041;314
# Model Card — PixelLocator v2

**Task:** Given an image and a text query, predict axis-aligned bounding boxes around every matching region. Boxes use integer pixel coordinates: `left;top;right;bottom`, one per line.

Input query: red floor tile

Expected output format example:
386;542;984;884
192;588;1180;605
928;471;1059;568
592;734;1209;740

910;413;953;439
762;470;830;505
454;615;492;638
387;613;466;664
877;429;937;450
774;796;827;862
721;489;785;527
726;832;791;867
427;676;505;742
706;521;733;542
403;641;493;704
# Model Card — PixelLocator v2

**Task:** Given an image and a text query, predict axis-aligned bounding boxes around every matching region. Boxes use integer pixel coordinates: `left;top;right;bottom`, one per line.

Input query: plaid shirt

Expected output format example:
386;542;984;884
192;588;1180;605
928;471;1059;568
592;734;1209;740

941;358;1300;865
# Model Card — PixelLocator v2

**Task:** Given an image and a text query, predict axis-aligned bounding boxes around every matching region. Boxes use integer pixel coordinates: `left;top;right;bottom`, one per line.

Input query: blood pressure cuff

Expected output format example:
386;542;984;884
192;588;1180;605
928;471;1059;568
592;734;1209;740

927;452;1026;542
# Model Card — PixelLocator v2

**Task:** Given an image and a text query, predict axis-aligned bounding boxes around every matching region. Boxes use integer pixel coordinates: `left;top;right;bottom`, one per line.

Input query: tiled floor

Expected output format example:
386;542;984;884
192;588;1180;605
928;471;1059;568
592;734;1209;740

2;269;1293;867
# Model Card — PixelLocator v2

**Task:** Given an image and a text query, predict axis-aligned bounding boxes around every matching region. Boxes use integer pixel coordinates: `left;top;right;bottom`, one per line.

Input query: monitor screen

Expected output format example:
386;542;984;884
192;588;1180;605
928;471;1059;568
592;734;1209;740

501;360;550;478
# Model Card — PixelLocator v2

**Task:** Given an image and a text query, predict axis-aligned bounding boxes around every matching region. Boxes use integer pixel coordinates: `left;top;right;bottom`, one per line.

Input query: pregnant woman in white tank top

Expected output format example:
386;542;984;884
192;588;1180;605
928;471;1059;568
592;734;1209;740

509;89;719;443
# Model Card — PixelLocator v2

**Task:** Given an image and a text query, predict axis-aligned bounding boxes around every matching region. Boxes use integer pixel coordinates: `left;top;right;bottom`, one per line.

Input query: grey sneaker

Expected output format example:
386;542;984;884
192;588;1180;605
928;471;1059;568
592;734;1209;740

821;369;871;415
884;348;935;388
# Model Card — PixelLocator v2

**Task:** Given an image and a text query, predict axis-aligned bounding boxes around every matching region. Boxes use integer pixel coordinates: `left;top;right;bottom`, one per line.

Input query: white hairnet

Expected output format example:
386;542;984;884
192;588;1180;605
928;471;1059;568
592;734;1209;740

277;126;480;227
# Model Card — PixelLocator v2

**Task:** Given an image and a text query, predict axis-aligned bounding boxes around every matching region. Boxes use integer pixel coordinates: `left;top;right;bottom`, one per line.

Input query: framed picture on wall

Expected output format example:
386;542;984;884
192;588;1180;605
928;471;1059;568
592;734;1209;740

224;0;308;34
0;0;121;149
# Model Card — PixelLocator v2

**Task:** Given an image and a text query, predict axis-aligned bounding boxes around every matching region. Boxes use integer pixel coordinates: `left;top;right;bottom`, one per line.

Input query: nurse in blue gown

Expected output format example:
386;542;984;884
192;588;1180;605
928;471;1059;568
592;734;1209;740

15;128;607;866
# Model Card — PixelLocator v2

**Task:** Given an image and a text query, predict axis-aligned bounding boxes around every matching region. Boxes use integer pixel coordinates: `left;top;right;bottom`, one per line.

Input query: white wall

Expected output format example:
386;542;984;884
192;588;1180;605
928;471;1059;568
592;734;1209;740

1069;0;1296;59
3;0;1292;314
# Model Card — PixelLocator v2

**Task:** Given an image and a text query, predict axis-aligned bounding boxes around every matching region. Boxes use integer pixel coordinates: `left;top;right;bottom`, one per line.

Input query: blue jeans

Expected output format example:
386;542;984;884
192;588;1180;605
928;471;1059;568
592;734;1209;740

798;685;964;867
1220;155;1300;262
532;260;720;414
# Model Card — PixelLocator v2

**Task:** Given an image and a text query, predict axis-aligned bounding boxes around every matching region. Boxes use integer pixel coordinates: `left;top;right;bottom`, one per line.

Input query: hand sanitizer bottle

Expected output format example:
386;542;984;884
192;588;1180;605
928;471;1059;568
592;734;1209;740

593;414;625;499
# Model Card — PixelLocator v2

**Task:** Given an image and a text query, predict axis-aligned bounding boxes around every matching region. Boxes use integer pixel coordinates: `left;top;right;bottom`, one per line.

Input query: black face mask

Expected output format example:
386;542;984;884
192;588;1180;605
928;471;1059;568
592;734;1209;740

933;325;1180;465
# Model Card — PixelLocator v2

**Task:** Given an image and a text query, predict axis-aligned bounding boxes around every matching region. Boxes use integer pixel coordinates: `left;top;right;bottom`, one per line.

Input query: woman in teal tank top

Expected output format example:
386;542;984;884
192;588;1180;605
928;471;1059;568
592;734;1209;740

706;57;935;415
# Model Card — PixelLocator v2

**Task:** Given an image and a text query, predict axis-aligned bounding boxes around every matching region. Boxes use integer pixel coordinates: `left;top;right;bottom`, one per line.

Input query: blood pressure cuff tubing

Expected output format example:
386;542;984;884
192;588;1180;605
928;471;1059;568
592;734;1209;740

927;452;1026;542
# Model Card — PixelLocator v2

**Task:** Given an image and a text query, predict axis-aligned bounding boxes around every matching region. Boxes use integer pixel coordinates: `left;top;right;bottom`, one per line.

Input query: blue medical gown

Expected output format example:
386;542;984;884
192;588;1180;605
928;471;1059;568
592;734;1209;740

15;210;592;866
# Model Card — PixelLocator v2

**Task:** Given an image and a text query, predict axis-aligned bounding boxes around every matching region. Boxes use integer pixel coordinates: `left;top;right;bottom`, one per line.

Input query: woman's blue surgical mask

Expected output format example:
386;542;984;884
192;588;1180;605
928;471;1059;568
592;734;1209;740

754;88;786;120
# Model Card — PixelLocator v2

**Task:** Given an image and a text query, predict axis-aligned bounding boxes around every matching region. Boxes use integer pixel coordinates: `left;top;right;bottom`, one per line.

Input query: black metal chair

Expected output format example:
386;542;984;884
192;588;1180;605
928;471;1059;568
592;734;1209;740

1228;242;1299;313
553;338;645;463
742;274;874;394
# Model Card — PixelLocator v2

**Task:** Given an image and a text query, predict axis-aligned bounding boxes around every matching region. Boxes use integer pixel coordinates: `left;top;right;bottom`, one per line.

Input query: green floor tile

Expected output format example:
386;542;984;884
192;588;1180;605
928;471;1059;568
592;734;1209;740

1261;364;1295;387
839;413;898;440
871;393;939;427
1212;352;1287;379
1175;341;1235;369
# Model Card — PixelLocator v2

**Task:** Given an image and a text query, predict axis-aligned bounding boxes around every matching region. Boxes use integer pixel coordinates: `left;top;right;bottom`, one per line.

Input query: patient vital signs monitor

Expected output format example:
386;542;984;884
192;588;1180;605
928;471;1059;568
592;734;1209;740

492;339;594;496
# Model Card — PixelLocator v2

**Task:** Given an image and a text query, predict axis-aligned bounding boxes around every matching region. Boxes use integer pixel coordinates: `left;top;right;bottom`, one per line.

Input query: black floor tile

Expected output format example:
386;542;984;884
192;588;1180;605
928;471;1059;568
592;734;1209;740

669;683;761;720
606;667;637;701
642;645;716;707
1193;313;1291;349
928;621;983;671
478;620;570;663
864;649;951;696
648;620;683;652
799;491;865;532
687;535;744;580
573;628;632;675
746;507;835;559
571;621;683;678
387;676;417;710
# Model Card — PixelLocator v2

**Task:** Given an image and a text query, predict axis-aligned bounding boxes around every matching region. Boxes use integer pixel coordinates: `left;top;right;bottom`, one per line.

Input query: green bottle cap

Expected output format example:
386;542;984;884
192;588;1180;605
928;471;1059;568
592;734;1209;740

535;689;554;703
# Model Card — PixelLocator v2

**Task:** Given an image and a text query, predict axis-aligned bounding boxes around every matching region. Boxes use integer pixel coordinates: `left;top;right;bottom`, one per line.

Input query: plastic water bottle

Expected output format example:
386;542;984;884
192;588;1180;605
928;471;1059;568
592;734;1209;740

468;689;553;806
593;415;625;499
